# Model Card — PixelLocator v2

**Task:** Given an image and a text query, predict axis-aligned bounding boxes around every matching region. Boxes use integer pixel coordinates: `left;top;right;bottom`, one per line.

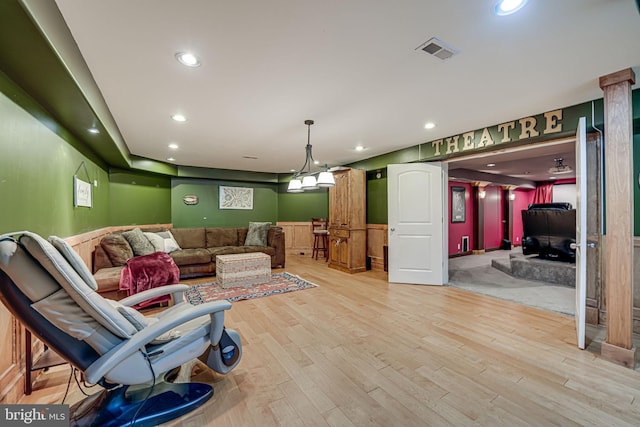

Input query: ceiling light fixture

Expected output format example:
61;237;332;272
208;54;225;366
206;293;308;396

424;122;436;129
175;52;201;67
88;127;99;134
287;120;335;193
168;143;179;149
171;114;187;122
486;163;496;167
494;0;528;16
547;157;573;174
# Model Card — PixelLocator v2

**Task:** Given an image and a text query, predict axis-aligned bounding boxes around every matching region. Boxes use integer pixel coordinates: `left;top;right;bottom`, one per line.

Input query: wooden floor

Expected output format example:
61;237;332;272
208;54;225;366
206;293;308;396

20;255;640;426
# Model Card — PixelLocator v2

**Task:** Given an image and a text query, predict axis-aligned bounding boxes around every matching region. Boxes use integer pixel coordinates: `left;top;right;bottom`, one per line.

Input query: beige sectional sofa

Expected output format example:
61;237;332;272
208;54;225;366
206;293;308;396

93;225;285;299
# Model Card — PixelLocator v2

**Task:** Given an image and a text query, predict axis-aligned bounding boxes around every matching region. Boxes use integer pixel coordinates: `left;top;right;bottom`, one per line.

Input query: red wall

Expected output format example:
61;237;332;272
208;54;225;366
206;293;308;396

448;181;474;255
512;188;534;246
483;186;503;250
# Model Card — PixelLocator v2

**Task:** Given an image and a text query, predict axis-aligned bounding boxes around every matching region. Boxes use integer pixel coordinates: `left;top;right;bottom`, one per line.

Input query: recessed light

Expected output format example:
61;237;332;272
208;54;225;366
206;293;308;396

494;0;528;16
486;163;496;167
175;52;201;67
549;176;557;180
171;114;187;122
167;157;176;162
424;122;436;130
88;128;100;134
168;143;179;149
355;145;364;152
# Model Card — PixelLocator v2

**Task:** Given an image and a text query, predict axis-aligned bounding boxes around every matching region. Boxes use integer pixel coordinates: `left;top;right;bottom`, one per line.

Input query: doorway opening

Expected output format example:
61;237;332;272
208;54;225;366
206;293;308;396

444;137;578;315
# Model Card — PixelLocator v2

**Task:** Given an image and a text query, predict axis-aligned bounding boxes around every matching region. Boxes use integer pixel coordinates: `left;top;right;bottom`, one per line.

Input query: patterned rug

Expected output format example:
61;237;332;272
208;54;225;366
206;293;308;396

185;272;318;304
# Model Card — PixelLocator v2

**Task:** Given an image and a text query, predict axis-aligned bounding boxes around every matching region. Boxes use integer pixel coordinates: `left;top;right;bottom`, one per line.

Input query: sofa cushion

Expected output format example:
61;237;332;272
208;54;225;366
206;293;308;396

170;228;206;249
207;246;245;258
122;228;155;256
244;222;271;246
206;228;239;247
242;246;276;256
94;266;123;292
170;248;212;266
101;234;134;266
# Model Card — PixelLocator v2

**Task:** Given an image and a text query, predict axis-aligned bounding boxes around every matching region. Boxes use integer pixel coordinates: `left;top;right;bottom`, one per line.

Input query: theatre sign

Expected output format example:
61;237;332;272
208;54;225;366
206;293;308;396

430;109;564;156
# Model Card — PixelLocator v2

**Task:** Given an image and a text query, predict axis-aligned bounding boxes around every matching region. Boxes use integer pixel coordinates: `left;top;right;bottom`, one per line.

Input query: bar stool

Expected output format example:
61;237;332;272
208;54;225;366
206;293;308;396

311;218;328;261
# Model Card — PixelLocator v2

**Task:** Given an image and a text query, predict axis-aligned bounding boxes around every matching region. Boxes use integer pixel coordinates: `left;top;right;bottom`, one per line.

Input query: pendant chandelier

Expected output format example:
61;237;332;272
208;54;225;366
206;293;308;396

287;120;335;193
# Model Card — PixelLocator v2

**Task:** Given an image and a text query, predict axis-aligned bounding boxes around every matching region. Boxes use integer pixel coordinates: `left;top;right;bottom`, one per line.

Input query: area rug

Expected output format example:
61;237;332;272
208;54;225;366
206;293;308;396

185;272;317;304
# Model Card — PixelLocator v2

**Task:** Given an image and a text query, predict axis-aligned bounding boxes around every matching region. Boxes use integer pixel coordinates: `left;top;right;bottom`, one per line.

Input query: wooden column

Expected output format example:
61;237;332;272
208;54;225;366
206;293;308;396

599;68;636;368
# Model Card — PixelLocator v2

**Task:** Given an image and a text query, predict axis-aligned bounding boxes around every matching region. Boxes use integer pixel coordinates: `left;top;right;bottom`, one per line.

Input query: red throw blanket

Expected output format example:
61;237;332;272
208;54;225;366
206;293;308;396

120;252;180;308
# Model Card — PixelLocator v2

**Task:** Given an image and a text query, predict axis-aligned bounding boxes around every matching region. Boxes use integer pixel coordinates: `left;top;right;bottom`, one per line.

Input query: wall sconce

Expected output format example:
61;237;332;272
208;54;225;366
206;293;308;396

479;191;486;199
509;193;516;201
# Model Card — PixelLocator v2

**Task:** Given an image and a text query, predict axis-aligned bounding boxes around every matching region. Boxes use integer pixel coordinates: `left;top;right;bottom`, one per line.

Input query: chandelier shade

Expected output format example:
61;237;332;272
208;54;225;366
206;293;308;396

287;120;335;193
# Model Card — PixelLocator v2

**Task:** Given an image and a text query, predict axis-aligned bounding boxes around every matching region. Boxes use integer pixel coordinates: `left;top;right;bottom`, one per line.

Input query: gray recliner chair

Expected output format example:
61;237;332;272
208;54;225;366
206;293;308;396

0;231;242;427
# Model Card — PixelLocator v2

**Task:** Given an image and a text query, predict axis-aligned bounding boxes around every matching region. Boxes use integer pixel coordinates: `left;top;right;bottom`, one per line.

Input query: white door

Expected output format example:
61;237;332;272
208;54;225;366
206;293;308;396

574;117;587;349
388;163;447;285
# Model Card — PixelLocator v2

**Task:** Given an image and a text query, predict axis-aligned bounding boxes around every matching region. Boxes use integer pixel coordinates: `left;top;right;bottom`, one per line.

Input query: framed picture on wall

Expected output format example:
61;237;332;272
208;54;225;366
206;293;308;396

451;186;465;223
219;185;253;210
73;175;92;208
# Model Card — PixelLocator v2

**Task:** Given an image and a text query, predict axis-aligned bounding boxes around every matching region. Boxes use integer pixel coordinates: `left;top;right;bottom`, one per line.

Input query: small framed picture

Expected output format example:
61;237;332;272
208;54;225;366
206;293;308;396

74;175;92;208
451;186;465;223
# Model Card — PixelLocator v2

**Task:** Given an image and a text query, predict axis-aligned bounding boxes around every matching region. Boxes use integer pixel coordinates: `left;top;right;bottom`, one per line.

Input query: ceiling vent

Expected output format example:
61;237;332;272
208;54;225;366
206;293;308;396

416;37;460;60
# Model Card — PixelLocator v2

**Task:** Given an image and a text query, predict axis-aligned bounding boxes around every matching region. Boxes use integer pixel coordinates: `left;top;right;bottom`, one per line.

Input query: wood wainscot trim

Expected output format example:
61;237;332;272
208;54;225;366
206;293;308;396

366;224;388;272
277;222;314;256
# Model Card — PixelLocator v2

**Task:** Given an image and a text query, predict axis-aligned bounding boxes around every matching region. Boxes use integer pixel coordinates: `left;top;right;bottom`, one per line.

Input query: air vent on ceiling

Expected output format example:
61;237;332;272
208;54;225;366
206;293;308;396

416;37;460;60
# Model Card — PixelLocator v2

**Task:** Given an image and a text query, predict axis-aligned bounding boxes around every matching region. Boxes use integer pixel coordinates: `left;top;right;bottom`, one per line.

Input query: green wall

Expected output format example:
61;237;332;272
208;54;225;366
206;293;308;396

171;178;279;227
0;75;110;237
109;170;171;226
277;184;329;222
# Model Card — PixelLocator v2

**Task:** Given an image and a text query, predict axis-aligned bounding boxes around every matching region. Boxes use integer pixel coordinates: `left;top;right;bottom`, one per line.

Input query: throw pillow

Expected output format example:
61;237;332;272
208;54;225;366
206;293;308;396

100;233;134;266
156;231;181;253
244;222;271;246
122;228;155;256
144;232;166;252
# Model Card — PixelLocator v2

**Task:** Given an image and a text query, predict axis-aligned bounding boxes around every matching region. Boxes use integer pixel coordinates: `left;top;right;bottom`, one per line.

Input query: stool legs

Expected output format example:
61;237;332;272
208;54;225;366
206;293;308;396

312;233;328;260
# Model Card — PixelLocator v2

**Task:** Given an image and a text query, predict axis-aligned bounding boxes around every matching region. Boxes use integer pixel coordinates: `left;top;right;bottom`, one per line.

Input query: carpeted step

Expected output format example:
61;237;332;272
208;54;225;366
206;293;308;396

501;254;575;287
491;258;512;275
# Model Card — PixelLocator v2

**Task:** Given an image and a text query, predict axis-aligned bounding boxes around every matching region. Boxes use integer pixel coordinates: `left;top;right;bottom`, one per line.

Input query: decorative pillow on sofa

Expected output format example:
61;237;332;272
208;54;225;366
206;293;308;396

100;233;134;266
122;228;155;256
144;232;166;253
244;222;271;246
156;231;181;253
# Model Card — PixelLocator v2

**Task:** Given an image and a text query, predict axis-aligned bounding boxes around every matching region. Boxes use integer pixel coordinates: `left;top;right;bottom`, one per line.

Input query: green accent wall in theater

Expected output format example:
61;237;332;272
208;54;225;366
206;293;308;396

0;76;110;238
171;178;278;227
109;170;172;226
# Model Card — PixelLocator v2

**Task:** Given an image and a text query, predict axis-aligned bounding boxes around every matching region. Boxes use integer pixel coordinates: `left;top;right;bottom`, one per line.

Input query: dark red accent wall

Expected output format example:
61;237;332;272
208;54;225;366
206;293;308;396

448;181;474;255
512;189;535;246
483;186;503;249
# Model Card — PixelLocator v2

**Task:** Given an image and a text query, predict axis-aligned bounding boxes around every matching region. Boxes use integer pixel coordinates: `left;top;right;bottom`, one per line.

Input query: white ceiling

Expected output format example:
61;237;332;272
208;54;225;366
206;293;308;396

53;0;640;178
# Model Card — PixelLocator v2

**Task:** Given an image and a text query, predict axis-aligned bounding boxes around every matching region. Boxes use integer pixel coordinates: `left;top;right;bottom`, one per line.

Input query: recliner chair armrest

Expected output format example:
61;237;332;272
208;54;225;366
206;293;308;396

118;284;189;306
85;300;232;384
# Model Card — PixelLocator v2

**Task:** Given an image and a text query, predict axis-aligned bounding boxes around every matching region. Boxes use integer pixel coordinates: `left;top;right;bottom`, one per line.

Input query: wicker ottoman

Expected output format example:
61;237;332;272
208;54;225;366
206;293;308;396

216;252;271;288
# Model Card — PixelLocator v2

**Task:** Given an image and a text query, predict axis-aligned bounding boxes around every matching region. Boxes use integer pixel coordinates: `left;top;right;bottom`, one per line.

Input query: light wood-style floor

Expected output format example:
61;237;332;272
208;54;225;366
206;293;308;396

20;255;640;426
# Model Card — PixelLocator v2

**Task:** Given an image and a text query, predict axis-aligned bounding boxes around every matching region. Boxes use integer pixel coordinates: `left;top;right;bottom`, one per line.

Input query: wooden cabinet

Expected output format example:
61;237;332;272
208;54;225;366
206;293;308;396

328;169;366;273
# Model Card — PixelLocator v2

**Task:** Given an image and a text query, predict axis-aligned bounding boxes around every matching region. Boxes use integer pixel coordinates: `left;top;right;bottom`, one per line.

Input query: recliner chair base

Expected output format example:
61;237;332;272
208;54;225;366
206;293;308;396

70;382;213;427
